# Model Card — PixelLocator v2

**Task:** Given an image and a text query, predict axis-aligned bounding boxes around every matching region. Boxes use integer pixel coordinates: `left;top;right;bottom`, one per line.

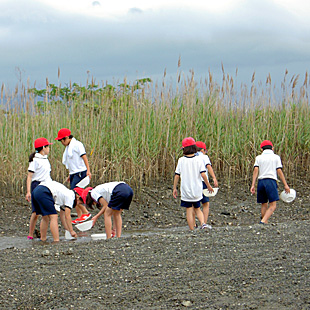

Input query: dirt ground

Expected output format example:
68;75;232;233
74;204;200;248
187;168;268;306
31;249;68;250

0;177;309;309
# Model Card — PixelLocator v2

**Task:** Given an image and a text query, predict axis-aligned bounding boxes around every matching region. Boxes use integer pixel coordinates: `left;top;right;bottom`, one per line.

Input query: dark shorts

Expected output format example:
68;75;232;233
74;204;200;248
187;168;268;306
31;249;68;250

181;200;201;208
31;180;41;213
32;185;57;216
257;178;279;203
201;181;210;204
108;183;133;211
69;170;87;189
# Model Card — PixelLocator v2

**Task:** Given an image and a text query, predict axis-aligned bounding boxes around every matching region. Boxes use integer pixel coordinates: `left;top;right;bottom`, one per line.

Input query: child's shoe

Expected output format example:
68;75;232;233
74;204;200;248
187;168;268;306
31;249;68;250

72;213;92;224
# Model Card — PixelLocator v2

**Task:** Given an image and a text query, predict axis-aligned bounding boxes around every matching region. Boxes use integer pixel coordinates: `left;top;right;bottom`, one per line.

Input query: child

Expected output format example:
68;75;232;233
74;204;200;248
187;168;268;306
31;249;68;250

84;182;134;239
196;141;218;228
25;137;53;240
31;180;79;241
173;137;214;230
250;140;290;224
55;128;91;223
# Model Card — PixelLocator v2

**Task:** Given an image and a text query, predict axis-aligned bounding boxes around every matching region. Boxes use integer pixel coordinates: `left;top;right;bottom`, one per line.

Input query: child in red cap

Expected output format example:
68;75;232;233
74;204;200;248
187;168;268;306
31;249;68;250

25;137;53;239
55;128;91;223
196;141;218;228
173;137;214;230
250;140;290;224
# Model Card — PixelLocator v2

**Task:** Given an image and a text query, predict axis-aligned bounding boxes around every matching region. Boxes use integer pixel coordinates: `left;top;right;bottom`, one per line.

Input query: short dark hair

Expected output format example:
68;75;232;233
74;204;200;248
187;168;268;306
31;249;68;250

183;145;198;155
262;145;273;150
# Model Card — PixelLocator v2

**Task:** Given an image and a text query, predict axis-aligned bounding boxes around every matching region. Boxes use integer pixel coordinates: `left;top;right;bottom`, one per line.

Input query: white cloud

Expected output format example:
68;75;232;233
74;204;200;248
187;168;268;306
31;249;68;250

0;0;310;88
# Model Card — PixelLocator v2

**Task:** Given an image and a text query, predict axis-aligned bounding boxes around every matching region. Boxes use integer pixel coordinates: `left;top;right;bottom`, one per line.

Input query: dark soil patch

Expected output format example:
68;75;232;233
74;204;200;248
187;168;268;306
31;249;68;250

0;178;309;309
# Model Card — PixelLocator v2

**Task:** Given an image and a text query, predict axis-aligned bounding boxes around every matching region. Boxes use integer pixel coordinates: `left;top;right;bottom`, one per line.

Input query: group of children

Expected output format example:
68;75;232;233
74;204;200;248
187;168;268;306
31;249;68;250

25;128;133;242
173;137;291;230
26;130;291;241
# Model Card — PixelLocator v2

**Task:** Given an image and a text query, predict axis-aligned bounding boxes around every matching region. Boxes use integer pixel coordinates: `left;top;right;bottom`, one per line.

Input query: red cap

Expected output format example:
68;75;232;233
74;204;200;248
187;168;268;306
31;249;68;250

182;137;196;148
74;187;93;204
260;140;273;148
55;128;71;140
34;137;53;149
196;141;207;150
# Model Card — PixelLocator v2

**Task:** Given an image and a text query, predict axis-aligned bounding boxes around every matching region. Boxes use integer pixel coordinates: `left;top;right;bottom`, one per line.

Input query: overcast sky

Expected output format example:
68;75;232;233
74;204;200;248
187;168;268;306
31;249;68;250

1;0;310;89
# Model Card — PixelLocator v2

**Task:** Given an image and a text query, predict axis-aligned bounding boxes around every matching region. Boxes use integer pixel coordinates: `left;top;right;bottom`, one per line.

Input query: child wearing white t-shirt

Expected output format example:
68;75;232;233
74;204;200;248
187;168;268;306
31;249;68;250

25;137;53;240
173;137;214;230
32;180;79;241
250;140;290;224
55;128;91;223
83;182;133;239
196;141;218;228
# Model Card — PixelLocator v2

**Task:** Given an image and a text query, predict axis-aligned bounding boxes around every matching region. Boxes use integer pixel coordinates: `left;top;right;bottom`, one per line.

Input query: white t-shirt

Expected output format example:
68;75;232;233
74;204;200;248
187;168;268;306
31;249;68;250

197;151;211;180
40;180;75;209
28;153;52;182
254;150;283;180
62;138;87;174
175;155;206;202
91;182;124;203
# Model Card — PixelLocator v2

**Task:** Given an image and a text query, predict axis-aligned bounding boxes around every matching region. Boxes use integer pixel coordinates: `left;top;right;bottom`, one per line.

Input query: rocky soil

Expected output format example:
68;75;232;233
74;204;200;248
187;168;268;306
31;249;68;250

0;178;309;309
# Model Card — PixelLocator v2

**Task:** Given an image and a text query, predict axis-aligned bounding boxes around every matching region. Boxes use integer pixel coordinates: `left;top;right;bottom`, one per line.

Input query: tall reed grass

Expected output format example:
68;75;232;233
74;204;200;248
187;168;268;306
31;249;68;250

0;67;309;196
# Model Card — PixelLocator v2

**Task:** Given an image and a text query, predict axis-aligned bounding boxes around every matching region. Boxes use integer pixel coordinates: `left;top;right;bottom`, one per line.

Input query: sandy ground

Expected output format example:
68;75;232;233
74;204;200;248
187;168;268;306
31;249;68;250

0;178;309;309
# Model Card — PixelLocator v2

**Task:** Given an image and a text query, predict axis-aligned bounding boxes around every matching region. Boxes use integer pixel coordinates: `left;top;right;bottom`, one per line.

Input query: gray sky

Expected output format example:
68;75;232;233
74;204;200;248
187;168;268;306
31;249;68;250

1;0;310;89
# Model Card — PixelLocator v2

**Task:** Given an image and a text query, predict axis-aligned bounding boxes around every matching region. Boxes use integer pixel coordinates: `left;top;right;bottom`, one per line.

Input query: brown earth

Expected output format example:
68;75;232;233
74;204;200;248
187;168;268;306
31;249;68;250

0;178;309;309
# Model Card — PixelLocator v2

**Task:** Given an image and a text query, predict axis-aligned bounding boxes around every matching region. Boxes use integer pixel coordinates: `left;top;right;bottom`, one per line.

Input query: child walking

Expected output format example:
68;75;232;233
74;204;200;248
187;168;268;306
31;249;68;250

83;182;134;239
25;137;53;239
173;137;214;230
196;141;218;228
250;140;290;224
55;128;91;223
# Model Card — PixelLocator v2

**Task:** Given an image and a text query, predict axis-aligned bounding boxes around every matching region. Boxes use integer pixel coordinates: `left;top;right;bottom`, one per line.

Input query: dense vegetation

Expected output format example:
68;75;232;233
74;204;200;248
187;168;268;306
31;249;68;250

0;69;309;196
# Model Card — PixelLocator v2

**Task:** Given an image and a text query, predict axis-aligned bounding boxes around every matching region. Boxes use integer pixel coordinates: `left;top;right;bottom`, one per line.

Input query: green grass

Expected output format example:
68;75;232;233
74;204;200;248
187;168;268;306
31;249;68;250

0;71;309;196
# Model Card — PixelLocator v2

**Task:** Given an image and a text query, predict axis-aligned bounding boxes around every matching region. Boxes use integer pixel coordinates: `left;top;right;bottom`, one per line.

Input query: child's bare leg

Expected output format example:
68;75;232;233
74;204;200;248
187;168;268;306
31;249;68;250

261;203;268;219
104;207;113;239
194;207;205;226
75;204;83;218
202;202;210;224
113;210;122;237
261;201;277;223
40;216;49;241
186;207;195;230
29;212;39;238
49;214;59;242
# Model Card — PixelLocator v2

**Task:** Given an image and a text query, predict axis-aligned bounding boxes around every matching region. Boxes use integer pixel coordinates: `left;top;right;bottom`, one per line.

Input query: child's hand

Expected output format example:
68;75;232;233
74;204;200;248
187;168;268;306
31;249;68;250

25;192;31;202
250;186;255;195
213;179;219;187
173;189;178;199
70;230;77;238
92;216;97;227
284;185;290;193
207;184;214;192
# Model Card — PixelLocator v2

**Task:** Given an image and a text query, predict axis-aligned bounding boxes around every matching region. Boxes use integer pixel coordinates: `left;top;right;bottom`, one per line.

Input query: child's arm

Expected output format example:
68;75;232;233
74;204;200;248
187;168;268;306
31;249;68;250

81;154;92;179
250;167;259;194
201;172;213;192
25;172;34;202
92;197;108;227
173;174;180;198
207;165;218;187
64;207;77;238
277;168;290;193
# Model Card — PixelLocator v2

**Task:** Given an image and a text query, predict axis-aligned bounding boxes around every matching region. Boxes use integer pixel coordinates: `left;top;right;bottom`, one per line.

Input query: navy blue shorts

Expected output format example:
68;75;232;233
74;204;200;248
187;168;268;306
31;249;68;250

201;181;210;204
31;180;41;213
108;183;133;211
257;178;279;203
69;170;87;189
32;185;57;216
181;200;201;208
